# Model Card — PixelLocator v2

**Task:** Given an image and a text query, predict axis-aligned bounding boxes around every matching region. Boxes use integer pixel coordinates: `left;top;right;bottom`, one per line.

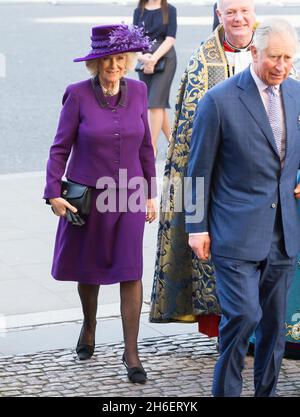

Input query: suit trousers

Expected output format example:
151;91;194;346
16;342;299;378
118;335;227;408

211;210;296;397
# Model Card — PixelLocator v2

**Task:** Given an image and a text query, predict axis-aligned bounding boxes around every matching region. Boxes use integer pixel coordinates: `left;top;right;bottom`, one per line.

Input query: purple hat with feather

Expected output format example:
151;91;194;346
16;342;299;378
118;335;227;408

73;24;153;62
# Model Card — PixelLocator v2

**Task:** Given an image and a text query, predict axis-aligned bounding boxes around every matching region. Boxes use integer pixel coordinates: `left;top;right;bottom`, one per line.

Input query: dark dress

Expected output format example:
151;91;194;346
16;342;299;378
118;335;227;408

44;78;156;285
133;4;177;109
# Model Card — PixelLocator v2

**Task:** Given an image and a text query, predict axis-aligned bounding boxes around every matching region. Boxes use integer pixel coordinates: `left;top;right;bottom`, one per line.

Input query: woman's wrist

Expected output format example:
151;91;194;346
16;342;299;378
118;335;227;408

49;197;59;204
141;53;152;62
151;54;159;64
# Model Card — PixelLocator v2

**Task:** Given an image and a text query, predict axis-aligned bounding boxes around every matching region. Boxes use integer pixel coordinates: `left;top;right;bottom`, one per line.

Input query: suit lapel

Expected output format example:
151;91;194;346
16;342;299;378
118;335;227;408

281;80;294;167
238;68;280;157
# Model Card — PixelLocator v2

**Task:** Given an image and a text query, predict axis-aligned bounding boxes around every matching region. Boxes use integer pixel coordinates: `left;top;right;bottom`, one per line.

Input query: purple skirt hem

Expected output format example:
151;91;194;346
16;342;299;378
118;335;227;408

51;266;142;285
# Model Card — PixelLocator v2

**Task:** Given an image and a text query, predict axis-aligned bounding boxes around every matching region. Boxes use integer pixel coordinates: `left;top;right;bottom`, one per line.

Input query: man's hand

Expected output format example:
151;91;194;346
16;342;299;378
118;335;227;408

294;183;300;199
188;234;211;261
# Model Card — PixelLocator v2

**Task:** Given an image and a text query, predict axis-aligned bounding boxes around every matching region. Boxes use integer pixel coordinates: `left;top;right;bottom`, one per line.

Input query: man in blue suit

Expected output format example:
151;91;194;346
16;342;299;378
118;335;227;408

186;18;300;396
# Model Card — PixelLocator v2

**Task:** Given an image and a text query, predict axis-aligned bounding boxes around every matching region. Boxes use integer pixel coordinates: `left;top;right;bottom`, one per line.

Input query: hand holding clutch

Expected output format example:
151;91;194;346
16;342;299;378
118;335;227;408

49;197;78;217
135;57;166;73
48;180;92;226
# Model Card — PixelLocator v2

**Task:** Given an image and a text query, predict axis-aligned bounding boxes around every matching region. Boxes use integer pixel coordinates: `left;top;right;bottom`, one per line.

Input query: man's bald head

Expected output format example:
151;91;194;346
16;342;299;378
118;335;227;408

217;0;255;11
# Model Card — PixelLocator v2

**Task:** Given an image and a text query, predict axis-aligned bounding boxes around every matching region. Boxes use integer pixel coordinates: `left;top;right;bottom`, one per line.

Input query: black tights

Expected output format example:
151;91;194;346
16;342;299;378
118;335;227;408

78;283;99;346
77;280;143;367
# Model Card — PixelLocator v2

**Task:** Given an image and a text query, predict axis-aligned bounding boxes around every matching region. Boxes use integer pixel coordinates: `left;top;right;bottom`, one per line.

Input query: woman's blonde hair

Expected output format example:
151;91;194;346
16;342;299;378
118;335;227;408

85;52;137;77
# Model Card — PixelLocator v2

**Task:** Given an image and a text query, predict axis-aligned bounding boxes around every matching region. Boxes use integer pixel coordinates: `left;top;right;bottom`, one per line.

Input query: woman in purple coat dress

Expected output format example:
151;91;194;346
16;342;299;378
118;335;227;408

43;24;157;384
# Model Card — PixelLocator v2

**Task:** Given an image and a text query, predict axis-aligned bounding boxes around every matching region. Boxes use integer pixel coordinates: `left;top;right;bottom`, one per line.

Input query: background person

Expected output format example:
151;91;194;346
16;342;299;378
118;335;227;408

133;0;177;157
43;24;157;384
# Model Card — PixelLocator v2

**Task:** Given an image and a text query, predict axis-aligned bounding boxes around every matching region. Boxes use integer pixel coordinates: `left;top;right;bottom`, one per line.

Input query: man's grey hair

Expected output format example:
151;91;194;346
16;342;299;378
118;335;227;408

217;0;255;11
254;18;299;52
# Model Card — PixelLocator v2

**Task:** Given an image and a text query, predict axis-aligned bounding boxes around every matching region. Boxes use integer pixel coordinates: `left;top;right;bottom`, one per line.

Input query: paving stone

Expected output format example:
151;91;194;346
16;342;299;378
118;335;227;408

0;392;21;397
0;372;16;377
0;333;299;397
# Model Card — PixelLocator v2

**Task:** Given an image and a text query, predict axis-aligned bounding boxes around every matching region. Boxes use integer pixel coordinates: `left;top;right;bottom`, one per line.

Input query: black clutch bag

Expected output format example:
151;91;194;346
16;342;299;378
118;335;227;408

135;57;166;73
47;180;92;226
60;180;92;226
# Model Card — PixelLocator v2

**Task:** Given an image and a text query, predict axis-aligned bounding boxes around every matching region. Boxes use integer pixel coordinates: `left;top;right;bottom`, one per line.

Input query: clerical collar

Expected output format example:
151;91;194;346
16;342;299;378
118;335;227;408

223;33;254;53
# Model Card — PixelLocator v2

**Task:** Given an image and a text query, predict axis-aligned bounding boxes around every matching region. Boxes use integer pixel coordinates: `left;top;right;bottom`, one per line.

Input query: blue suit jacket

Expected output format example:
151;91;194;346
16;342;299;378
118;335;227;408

186;66;300;260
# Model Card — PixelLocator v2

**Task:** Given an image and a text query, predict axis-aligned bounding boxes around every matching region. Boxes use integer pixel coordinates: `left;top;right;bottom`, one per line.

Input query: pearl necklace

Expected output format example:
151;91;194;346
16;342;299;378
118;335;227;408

100;81;120;97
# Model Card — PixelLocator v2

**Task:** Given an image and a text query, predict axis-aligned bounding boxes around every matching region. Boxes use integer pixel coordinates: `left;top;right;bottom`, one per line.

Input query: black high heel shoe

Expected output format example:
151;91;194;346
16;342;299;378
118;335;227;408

122;353;147;384
76;326;95;360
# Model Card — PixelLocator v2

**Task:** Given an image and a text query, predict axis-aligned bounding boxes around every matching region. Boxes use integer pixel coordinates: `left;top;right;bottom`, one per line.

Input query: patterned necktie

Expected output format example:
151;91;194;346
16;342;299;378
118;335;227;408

266;85;282;157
